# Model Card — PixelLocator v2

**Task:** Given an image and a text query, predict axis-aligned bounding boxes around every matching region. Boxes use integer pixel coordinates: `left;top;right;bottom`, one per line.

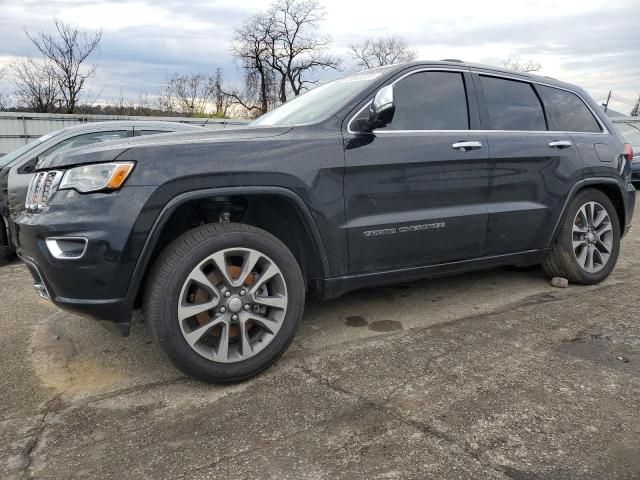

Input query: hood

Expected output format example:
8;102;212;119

36;126;291;170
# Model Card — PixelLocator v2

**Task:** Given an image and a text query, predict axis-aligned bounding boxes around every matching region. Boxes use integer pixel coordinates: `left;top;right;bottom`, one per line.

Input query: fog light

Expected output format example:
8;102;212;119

45;237;88;260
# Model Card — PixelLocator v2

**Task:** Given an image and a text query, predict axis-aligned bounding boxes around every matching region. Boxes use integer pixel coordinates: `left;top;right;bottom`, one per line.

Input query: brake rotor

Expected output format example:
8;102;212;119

194;264;257;339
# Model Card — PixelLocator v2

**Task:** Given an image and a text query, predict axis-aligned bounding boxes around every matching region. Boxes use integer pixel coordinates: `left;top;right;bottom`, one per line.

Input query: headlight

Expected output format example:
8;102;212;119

59;162;134;193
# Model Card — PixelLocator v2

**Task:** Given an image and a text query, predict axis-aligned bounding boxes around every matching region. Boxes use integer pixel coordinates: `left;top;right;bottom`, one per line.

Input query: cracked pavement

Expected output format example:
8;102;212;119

1;211;639;479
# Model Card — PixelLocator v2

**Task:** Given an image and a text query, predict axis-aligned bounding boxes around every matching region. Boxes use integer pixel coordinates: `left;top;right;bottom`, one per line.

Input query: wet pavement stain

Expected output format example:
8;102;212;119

559;333;639;374
368;320;403;332
345;315;368;327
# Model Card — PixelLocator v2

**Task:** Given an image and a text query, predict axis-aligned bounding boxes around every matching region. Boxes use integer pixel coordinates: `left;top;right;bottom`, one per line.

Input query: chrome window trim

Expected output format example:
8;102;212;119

347;67;609;135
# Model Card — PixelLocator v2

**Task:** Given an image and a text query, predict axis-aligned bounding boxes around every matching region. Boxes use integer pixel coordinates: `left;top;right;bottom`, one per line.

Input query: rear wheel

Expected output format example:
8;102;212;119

543;189;620;285
144;222;305;383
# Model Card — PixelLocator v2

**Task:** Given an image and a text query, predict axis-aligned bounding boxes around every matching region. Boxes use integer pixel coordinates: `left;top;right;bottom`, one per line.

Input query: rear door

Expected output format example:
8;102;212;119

537;84;612;175
474;73;583;255
343;68;489;273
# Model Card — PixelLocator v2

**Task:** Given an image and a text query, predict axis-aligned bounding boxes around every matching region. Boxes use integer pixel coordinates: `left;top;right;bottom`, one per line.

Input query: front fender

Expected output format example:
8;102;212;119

124;185;331;303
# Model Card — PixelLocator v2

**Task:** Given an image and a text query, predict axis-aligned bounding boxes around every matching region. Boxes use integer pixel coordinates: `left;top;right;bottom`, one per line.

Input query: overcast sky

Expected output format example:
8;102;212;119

0;0;638;113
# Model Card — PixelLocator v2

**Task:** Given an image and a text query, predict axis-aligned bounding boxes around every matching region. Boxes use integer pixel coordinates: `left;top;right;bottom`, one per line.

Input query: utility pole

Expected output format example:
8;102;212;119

631;95;640;117
603;90;612;112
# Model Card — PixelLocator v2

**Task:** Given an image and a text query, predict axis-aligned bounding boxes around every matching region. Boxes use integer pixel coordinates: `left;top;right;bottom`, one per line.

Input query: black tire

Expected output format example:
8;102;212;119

542;189;620;285
144;222;305;383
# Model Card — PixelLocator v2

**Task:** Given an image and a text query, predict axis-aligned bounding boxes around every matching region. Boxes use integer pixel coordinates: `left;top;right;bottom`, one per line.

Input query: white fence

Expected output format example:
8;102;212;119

0;112;250;155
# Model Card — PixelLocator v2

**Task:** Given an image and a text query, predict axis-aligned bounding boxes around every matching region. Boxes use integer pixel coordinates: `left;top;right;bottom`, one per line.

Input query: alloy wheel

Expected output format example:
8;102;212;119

177;247;288;363
572;201;614;274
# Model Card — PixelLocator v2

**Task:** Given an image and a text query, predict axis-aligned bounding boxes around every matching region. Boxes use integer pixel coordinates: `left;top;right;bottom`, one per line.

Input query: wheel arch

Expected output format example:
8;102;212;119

548;178;627;246
127;186;330;306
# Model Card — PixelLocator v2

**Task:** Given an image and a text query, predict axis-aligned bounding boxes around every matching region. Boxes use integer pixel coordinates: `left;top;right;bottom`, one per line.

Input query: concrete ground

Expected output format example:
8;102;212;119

1;213;639;480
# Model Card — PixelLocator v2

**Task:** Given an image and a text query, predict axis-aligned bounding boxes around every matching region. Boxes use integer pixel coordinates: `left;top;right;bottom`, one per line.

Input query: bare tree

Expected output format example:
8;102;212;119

630;96;640;117
0;66;7;110
11;59;60;112
349;35;416;70
501;53;542;73
213;68;233;117
264;0;340;101
228;0;339;114
229;14;278;114
26;20;102;113
163;73;213;117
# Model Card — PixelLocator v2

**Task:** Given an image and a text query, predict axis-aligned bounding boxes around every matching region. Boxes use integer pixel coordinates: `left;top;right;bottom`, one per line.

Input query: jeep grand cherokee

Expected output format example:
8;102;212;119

14;61;636;383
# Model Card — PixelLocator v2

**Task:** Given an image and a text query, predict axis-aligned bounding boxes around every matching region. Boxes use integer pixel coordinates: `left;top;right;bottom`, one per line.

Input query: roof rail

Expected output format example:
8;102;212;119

440;58;464;63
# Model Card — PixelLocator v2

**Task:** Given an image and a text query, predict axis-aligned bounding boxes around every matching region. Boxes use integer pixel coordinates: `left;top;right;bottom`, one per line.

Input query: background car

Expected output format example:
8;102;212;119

0;120;204;260
612;119;640;187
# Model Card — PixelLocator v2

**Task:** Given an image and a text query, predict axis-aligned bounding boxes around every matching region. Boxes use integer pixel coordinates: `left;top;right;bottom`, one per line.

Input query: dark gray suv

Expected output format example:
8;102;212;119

15;61;636;383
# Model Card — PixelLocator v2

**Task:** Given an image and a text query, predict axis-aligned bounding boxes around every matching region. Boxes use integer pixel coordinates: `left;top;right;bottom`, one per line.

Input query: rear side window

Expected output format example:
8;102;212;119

135;130;168;136
538;86;601;133
381;71;469;130
480;76;546;131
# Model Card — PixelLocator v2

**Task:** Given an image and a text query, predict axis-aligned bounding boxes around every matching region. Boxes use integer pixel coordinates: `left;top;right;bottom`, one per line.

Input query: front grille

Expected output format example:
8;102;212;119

25;171;63;212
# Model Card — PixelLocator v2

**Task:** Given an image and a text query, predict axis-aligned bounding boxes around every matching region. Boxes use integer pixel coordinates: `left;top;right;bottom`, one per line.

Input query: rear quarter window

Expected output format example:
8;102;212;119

538;85;602;133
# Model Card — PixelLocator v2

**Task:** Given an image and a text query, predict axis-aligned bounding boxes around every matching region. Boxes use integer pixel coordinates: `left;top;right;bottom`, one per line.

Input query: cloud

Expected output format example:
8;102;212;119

0;0;638;113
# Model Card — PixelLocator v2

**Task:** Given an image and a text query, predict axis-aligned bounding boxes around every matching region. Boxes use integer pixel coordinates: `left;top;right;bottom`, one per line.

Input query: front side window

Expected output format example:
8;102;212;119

38;130;130;162
480;76;546;131
380;71;469;131
538;85;601;133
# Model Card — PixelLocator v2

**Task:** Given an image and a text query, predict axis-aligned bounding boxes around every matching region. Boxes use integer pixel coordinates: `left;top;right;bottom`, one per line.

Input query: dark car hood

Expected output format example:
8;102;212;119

36;126;291;170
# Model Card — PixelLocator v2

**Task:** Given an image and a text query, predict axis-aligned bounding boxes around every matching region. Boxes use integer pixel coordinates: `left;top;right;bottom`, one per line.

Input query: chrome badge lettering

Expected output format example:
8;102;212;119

363;222;446;238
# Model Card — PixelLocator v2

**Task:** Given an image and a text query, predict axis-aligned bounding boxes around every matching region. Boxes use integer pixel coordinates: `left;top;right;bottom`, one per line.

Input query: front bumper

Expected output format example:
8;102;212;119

14;186;160;336
19;253;133;335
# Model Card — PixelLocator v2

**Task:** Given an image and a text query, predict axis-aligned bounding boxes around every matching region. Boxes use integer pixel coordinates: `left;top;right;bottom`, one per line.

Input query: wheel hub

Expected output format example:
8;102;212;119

586;231;595;243
227;296;243;313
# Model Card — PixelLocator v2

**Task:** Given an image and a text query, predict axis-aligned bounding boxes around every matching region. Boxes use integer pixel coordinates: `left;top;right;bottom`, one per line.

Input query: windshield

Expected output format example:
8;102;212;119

0;130;63;168
251;69;390;127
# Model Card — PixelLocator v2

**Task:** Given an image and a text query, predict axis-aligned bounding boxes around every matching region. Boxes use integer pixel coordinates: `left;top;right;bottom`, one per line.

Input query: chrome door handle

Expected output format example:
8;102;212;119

548;140;572;149
452;141;482;151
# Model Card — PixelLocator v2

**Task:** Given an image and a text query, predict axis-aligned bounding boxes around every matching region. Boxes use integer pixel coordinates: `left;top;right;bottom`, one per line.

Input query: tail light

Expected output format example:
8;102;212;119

624;143;634;162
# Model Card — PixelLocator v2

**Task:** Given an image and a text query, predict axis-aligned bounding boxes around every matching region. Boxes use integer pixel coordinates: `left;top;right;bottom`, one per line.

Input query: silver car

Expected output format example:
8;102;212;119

0;120;204;259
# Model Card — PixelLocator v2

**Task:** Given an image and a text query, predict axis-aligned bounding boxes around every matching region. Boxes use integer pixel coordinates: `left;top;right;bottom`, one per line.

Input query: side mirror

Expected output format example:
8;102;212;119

368;85;395;129
351;85;396;133
18;157;38;175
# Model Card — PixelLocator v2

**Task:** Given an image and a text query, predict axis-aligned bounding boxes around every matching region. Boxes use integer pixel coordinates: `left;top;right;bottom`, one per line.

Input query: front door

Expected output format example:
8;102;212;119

344;69;490;273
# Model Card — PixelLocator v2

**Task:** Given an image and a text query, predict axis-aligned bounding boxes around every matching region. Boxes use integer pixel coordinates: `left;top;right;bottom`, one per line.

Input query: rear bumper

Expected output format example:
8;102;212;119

0;244;14;260
625;182;636;235
0;215;14;259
